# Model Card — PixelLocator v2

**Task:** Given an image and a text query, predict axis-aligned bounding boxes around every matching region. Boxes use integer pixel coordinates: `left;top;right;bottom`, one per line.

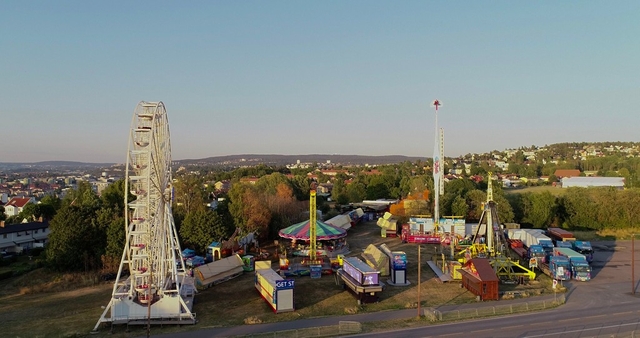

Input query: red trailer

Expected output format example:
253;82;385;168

507;239;528;260
460;258;499;301
547;228;576;242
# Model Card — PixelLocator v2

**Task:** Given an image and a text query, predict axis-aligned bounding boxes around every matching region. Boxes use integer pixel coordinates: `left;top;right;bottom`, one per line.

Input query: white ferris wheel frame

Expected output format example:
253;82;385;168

93;101;195;332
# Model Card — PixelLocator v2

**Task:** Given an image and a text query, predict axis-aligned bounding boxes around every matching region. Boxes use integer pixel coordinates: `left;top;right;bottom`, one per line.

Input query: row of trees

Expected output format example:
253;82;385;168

40;164;640;273
45;181;126;272
173;172;313;254
508;187;640;230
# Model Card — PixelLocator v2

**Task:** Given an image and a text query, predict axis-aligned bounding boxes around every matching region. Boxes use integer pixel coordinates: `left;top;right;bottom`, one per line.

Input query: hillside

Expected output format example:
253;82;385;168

176;154;427;167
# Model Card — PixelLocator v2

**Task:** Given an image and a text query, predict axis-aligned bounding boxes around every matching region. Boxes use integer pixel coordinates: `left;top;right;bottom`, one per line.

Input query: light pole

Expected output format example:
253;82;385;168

417;244;421;317
632;234;636;295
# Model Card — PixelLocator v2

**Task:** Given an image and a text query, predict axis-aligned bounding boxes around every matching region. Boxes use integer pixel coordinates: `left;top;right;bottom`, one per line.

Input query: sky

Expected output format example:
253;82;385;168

1;1;639;163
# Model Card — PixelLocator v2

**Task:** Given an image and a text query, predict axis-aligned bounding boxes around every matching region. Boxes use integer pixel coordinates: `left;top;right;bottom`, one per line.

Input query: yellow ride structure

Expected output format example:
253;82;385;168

459;173;536;282
309;183;318;263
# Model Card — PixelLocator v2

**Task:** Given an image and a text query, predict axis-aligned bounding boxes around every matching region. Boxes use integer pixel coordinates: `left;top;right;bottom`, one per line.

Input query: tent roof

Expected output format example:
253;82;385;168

279;219;347;241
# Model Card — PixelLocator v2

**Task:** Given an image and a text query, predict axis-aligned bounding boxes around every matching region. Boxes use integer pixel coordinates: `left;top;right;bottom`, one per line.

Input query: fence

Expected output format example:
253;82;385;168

243;321;362;338
242;296;565;337
424;294;566;322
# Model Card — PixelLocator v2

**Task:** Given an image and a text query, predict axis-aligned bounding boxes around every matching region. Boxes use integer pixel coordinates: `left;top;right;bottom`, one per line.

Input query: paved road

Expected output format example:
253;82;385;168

354;282;640;338
155;240;640;338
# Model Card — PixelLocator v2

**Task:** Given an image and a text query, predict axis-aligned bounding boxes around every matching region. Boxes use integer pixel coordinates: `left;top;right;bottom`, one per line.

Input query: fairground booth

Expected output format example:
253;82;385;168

460;258;499;301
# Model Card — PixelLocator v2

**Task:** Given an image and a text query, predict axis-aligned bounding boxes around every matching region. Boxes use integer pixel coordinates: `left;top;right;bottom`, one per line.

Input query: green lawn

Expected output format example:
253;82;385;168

503;185;567;196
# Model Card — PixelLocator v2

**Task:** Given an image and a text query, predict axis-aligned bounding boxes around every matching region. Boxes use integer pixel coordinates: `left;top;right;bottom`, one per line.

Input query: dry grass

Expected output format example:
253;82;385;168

0;221;553;337
503;185;568;196
573;227;640;241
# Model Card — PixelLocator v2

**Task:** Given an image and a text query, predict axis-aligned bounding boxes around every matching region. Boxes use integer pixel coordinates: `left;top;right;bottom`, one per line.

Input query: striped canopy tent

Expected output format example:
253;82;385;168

279;220;347;241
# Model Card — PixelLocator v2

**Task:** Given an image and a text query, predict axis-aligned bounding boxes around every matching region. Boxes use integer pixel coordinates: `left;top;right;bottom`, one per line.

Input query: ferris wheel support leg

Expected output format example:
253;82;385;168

92;298;114;333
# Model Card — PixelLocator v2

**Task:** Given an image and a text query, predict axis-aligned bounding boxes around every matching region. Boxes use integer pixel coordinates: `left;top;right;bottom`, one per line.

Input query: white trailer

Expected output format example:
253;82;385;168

516;229;554;250
255;268;295;313
326;214;352;231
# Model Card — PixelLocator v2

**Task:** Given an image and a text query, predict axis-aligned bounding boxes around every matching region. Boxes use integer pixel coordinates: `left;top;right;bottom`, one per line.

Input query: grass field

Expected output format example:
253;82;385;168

503;185;567;196
0;221;556;338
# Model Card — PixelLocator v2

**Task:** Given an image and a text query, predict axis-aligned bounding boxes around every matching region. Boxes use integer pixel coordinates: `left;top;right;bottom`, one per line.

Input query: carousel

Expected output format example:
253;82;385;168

278;219;349;258
277;184;349;277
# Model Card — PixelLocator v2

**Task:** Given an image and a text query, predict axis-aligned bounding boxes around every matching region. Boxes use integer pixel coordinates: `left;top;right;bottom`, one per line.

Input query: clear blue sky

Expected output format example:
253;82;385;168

1;1;639;163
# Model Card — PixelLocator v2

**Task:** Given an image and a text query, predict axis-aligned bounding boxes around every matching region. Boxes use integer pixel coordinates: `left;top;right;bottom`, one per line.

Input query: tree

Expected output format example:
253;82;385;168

558;187;600;229
46;182;106;272
37;203;56;221
505;193;524;223
18;203;38;221
619;189;640;228
331;178;349;205
494;194;515;223
99;207;125;274
263;183;307;239
104;214;125;260
174;174;206;215
19;200;57;222
366;181;389;200
46;204;105;271
180;208;228;254
228;183;249;229
346;182;366;203
450;195;468;218
241;188;272;235
289;175;311;200
465;190;486;222
63;181;100;209
519;192;556;228
228;183;272;236
441;178;477;216
213;199;236;236
5;215;20;225
40;195;61;217
255;173;292;195
100;179;129;212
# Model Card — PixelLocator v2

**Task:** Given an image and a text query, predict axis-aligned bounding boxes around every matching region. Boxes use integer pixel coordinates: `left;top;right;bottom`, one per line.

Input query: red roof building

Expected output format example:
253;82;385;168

554;169;581;179
4;197;35;217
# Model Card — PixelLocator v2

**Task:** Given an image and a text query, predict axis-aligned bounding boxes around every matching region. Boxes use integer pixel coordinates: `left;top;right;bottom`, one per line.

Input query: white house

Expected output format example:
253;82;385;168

561;177;625;189
4;197;35;217
0;220;50;253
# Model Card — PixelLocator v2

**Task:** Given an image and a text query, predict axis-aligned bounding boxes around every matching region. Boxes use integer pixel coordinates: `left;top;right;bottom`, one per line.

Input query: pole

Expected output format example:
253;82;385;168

450;225;455;259
431;99;442;231
417;245;421;317
632;234;635;295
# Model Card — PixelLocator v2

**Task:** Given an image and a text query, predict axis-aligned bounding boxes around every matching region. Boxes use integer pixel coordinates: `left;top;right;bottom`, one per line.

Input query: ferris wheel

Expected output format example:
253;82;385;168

94;102;195;331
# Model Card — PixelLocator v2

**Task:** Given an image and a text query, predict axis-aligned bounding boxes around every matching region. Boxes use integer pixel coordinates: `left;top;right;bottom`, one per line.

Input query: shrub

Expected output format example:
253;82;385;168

0;270;13;281
30;247;45;257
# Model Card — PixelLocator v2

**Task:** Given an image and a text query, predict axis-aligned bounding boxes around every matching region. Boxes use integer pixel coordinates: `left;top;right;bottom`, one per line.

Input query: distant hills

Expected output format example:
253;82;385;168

0;161;115;171
0;155;425;172
176;154;426;167
3;141;638;172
